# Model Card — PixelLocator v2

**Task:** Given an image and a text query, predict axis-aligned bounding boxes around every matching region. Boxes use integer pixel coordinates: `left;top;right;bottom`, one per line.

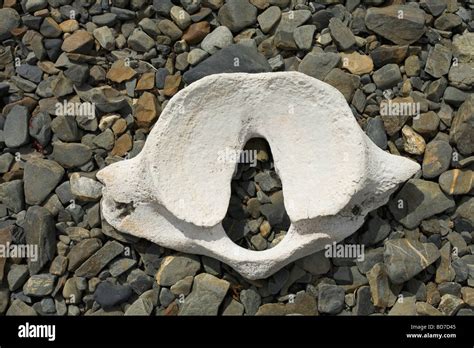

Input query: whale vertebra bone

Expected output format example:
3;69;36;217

97;72;420;280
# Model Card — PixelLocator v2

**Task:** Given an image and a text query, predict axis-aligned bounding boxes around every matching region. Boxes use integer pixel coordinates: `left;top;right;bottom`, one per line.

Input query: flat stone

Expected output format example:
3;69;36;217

6;299;37;316
67;238;102;271
61;30;94;53
365;5;426;45
405;55;421;77
50;115;80;141
293;25;315;51
155;254;201;286
182;21;210;45
438;294;464;315
240;288;261;315
340;52;373;75
135;71;155;91
366;116;387;150
125;298;153;315
416;302;442;315
388;296;416;315
448;63;474;91
371;45;409;69
389;179;455;229
0;180;24;213
353;286;375;315
373;64;402;90
282;292;316;315
16;64;42;83
163;75;182;97
257;6;281;34
402;125;426;155
296;250;330;275
23;274;56;297
127;29;155;51
218;0;257;33
4;105;29;148
52;142;92;168
127;269;153;295
329;18;356;51
59;19;79;33
94;281;132;309
318;284;345;314
461;287;474;307
434;13;462;31
170;6;192;30
106;60;136;83
40;17;62;38
424;0;447;16
134;91;160;128
412;111;440;137
0;153;14;173
452;32;474;64
157;20;183;41
436;242;456;284
25;206;57;275
170;276;194;296
439;169;473;195
367;262;397;308
222;298;244;315
383;239;440;284
324;68;360;101
75;241;124;278
276;10;311;33
425;44;452;78
450;96;474;155
422;140;452;179
183;44;271;84
7;264;29;291
94;128;116;149
359;215;391;246
298;52;340;80
70;173;103;202
179;273;230;315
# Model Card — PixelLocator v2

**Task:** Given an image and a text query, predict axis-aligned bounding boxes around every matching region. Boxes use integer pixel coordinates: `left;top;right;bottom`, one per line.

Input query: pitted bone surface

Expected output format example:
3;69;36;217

97;72;420;280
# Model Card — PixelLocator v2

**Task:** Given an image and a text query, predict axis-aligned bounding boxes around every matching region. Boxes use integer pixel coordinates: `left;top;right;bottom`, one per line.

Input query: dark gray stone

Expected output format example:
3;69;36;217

384;239;440;284
389;179;455;229
94;281;132;309
178;273;230;315
0;180;24;213
25;206;57;275
298;52;340;81
4;105;30;148
218;0;257;33
52;142;92;168
183;44;272;84
318;284;345;314
329;18;356;51
366;116;387;150
24;158;64;205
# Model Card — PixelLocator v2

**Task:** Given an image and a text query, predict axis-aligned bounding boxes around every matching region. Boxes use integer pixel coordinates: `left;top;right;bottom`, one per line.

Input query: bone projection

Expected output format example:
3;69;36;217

97;72;420;280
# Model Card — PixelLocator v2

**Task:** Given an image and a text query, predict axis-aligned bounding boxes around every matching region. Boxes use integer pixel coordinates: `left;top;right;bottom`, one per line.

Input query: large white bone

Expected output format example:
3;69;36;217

97;72;420;280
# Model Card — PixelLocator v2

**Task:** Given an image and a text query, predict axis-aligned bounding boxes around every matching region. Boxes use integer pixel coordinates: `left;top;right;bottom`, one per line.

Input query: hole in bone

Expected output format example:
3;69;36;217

222;138;291;251
114;200;136;218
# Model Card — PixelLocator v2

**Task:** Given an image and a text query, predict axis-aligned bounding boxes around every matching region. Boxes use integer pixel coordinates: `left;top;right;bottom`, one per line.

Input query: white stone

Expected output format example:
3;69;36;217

97;72;420;280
